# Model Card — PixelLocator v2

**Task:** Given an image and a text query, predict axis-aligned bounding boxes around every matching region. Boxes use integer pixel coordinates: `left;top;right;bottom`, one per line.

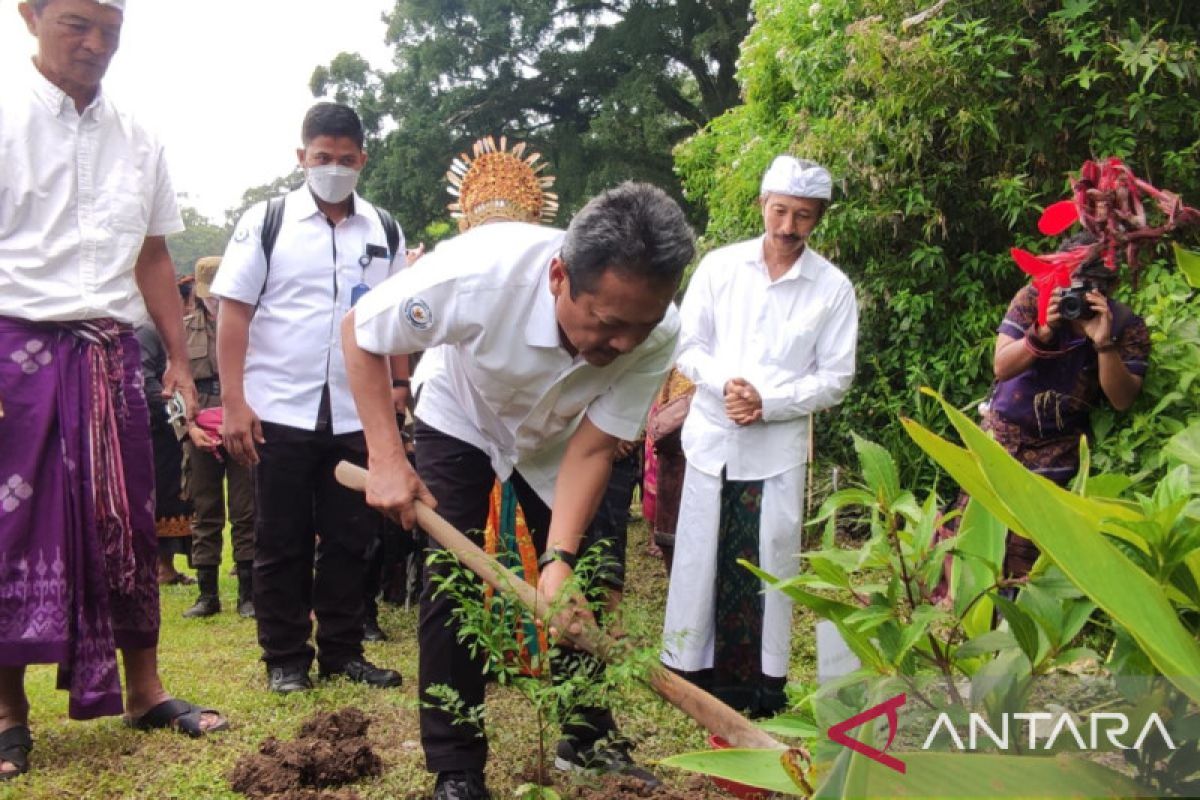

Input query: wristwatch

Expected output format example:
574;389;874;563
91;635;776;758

537;547;578;571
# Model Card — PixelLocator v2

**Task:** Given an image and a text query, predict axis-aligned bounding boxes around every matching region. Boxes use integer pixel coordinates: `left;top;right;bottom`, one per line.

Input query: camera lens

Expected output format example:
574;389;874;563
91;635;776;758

1059;293;1084;320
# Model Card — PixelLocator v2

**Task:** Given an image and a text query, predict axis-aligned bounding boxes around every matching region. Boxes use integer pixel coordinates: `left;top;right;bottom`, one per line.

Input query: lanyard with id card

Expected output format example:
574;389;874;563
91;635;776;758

352;243;391;306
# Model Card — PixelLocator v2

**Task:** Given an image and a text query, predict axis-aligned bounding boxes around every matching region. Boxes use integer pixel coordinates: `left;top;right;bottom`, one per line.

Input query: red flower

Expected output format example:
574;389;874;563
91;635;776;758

1018;157;1198;304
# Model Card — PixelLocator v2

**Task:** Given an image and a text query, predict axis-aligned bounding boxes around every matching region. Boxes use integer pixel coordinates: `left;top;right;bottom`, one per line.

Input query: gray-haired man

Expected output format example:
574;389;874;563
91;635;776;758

343;182;695;800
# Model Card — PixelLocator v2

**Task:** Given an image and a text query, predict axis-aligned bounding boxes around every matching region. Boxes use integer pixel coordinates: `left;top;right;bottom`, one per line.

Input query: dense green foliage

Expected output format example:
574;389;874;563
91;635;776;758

166;207;232;277
676;0;1200;480
311;0;754;240
666;408;1200;795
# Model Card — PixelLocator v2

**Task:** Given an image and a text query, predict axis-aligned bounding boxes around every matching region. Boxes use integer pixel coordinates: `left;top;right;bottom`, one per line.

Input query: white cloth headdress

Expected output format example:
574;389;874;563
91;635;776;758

760;155;832;200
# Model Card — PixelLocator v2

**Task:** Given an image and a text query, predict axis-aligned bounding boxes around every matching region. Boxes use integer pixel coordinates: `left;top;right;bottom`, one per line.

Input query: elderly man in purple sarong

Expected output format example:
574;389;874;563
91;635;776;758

0;0;228;781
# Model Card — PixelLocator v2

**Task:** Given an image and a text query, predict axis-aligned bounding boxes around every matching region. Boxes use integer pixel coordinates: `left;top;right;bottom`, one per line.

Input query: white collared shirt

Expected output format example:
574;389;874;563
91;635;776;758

354;221;679;505
212;187;404;434
0;60;183;323
677;236;858;480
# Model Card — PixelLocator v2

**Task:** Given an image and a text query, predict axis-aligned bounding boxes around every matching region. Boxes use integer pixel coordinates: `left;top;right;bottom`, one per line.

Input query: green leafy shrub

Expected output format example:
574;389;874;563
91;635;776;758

675;0;1200;484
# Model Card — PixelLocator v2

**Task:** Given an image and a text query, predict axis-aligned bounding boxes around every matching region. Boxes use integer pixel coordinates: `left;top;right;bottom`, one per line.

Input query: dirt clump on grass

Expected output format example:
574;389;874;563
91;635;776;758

228;707;383;800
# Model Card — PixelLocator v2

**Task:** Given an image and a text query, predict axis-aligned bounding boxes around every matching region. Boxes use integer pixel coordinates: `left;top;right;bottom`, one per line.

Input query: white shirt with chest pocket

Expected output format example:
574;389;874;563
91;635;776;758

353;221;678;506
212;187;404;435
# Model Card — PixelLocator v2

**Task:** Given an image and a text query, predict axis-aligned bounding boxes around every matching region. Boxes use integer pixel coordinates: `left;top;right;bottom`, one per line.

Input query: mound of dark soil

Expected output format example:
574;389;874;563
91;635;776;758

229;708;383;800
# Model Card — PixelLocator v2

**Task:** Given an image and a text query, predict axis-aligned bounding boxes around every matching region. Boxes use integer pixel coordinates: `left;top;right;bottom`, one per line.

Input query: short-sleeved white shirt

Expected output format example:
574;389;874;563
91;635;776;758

212;187;404;434
354;221;678;505
0;60;184;323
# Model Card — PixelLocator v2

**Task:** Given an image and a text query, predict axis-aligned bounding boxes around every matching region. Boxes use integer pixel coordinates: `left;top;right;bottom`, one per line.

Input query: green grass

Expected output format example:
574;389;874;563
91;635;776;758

1;518;818;799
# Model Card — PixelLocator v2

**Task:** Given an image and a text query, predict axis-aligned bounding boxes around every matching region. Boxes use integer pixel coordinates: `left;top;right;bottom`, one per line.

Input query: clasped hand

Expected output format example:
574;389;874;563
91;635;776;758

723;377;763;426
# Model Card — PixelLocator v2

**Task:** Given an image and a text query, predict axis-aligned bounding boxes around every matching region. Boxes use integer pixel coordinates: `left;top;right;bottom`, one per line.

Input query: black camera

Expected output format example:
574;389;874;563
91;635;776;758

1058;279;1100;321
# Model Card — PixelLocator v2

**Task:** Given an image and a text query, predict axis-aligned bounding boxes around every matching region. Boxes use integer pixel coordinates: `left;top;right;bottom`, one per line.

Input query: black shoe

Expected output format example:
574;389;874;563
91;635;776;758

182;595;220;618
266;665;313;694
554;738;660;788
362;619;387;642
235;561;254;618
433;770;491;800
318;658;402;688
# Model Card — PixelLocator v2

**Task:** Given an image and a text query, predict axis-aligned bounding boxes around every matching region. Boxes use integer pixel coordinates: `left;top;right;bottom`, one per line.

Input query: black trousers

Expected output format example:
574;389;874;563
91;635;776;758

415;420;618;773
365;449;424;618
587;448;640;590
253;421;379;671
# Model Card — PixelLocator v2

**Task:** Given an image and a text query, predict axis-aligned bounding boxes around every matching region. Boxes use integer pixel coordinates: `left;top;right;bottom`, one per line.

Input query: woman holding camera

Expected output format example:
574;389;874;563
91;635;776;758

986;234;1150;578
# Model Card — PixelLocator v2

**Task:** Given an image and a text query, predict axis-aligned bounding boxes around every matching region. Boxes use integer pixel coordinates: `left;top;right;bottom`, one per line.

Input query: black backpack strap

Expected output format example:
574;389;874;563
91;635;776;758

375;206;401;266
258;196;287;302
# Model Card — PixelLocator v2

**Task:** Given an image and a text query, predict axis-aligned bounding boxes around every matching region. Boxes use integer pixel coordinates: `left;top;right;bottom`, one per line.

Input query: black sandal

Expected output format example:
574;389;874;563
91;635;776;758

126;699;228;738
0;725;32;781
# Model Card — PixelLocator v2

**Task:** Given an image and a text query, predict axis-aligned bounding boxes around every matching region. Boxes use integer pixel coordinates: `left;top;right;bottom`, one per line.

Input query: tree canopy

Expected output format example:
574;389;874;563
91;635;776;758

311;0;754;238
167;206;230;277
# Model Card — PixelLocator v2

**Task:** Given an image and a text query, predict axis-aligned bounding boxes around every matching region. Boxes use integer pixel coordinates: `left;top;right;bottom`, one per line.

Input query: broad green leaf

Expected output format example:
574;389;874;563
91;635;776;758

658;748;812;794
972;649;1032;715
1174;242;1200;288
992;594;1041;665
759;713;820;739
1070;434;1091;495
915;390;1200;704
1183;551;1200;609
1085;473;1134;498
894;605;943;665
962;594;995;640
853;433;902;506
1059;598;1098;645
810;488;877;524
840;750;1149;797
746;561;889;672
1016;583;1062;651
950;498;1005;619
900;417;1025;534
844;605;895;633
909;492;940;556
807;556;853;590
1164;420;1200;473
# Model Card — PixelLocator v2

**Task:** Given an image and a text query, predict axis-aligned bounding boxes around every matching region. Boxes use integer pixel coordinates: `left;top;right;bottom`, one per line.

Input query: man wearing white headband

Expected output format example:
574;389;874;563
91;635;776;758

0;0;228;781
661;155;858;716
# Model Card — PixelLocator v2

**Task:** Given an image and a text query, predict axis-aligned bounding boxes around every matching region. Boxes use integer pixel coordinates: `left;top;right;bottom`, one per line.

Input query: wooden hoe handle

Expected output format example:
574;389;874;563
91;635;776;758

334;460;784;751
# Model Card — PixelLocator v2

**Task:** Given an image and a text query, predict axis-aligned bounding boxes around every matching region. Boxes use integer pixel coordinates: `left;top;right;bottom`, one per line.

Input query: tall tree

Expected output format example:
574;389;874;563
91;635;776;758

311;0;753;236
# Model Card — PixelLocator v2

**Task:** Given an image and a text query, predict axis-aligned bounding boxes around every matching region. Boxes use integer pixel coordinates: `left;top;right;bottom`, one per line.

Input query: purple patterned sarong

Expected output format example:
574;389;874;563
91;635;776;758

0;316;159;720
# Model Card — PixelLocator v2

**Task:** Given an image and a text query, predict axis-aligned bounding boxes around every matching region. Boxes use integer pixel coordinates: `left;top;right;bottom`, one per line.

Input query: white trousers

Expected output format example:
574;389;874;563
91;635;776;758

660;460;805;678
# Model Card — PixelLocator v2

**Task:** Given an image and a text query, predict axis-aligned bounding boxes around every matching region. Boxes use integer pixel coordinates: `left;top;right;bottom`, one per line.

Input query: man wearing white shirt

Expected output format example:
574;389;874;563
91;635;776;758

661;156;858;717
0;0;227;780
213;103;403;695
344;183;694;800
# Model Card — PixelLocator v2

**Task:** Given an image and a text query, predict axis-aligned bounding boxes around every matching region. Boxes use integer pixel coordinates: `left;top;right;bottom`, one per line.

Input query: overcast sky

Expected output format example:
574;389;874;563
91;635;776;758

1;0;395;221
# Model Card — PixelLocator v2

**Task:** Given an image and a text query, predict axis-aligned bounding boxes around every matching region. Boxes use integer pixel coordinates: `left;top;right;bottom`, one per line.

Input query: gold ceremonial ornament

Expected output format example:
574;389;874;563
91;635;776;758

446;135;558;231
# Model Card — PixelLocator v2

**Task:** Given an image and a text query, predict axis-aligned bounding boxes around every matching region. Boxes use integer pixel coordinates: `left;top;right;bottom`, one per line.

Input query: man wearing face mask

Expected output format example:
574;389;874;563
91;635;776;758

211;103;405;694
